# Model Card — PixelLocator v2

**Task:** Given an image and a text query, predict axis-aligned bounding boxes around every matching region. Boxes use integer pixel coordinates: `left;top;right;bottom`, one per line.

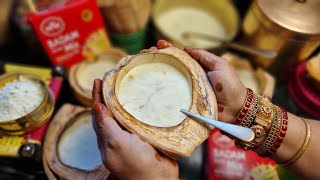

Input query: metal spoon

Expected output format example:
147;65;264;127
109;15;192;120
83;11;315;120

180;109;255;142
182;31;277;59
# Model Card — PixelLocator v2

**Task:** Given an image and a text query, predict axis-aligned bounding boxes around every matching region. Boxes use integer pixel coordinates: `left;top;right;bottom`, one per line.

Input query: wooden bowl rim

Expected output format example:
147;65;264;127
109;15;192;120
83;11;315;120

68;48;127;106
43;104;109;179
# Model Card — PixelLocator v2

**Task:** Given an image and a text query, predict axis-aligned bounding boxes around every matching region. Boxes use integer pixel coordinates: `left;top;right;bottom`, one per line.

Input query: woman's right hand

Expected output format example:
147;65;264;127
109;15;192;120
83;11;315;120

92;80;179;180
156;40;247;123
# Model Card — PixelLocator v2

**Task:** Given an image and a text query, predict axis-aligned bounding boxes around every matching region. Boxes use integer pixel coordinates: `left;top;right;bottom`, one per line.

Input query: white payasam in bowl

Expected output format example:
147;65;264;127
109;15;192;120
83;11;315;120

103;47;218;158
0;73;54;135
116;59;192;127
69;48;126;107
76;54;120;92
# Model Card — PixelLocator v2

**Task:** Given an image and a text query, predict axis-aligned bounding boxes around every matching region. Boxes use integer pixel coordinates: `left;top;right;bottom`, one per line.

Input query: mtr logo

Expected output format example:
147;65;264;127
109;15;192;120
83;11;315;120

40;16;66;37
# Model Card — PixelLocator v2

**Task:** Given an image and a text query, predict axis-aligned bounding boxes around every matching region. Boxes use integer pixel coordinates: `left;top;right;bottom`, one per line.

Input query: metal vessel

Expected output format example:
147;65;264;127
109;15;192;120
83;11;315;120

241;0;320;74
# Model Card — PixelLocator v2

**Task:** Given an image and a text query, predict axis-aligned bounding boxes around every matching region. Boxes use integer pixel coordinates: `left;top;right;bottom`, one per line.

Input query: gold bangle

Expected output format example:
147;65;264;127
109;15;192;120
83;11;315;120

278;118;311;166
254;105;280;156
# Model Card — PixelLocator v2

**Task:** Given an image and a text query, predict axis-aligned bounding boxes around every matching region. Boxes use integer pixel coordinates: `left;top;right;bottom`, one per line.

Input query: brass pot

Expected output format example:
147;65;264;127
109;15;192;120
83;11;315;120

0;73;54;135
241;0;320;74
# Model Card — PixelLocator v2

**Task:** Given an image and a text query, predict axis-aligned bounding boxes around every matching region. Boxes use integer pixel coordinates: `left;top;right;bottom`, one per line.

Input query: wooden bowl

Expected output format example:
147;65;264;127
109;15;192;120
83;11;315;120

69;48;126;107
43;104;110;179
103;47;218;158
43;155;58;180
222;53;276;97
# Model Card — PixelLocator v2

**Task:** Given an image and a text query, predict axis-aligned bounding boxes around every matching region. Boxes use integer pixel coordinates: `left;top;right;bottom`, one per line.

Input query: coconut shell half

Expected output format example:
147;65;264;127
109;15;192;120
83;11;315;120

43;104;110;180
103;47;218;158
69;48;127;107
222;53;276;97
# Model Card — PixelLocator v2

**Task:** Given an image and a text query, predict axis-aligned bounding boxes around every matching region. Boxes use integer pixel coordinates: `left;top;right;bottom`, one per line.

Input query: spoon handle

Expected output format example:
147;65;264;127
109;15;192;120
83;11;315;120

227;42;277;59
180;109;255;142
183;32;277;59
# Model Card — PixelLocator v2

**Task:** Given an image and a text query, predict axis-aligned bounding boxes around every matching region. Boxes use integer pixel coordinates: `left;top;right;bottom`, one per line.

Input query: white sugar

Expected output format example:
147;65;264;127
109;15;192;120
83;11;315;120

0;77;45;122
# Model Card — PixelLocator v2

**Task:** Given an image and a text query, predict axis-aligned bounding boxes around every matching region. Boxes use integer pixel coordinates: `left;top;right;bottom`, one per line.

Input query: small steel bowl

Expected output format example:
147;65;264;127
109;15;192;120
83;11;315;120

0;73;54;135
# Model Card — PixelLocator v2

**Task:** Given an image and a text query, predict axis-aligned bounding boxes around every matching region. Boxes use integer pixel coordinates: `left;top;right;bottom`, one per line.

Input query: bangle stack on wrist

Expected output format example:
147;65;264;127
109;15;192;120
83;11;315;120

231;88;289;158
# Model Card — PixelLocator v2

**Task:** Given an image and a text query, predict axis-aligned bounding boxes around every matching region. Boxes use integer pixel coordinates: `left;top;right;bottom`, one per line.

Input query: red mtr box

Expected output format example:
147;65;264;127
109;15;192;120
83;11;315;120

206;129;279;180
28;0;111;68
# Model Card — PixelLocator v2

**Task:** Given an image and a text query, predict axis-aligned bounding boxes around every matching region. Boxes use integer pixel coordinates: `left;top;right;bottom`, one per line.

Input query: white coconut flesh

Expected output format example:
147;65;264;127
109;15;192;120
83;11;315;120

115;54;192;127
236;69;259;94
58;112;102;171
77;56;118;91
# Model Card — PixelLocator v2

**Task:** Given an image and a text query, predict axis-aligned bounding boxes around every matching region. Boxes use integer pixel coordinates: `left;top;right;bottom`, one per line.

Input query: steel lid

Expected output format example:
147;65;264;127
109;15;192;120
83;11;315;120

257;0;320;36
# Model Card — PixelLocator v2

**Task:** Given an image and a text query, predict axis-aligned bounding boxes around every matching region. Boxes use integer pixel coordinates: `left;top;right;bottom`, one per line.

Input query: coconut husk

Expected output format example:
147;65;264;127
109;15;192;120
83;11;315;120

222;53;275;97
43;155;58;180
100;0;151;34
103;47;218;158
43;104;110;180
69;48;126;107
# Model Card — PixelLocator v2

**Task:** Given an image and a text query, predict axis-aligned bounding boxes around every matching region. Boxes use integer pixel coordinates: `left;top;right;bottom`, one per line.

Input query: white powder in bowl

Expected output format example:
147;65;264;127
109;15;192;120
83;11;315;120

0;76;45;122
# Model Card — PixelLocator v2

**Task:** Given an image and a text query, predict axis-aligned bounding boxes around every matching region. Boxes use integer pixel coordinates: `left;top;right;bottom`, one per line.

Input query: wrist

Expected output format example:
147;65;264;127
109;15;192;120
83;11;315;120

274;115;311;166
230;87;247;122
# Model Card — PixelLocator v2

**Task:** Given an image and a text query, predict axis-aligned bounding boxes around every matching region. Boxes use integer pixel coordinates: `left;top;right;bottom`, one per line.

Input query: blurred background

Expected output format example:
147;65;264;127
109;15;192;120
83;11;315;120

0;0;319;179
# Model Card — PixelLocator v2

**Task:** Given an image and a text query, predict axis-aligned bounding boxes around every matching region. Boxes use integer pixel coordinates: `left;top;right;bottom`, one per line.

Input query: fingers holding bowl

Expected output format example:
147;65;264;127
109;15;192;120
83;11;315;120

184;47;228;71
156;40;172;49
93;79;104;105
140;40;173;54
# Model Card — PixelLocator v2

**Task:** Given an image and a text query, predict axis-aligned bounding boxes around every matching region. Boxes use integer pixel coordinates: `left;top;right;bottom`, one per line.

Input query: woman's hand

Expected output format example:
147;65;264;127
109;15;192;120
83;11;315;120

92;79;179;180
155;40;247;123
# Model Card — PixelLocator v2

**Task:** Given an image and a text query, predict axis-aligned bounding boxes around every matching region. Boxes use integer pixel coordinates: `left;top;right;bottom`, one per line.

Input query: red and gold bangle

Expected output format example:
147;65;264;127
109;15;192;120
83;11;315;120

254;97;273;128
254;105;281;157
265;108;282;157
231;90;257;142
241;95;260;128
260;107;289;157
269;107;289;154
233;88;254;125
223;88;254;139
